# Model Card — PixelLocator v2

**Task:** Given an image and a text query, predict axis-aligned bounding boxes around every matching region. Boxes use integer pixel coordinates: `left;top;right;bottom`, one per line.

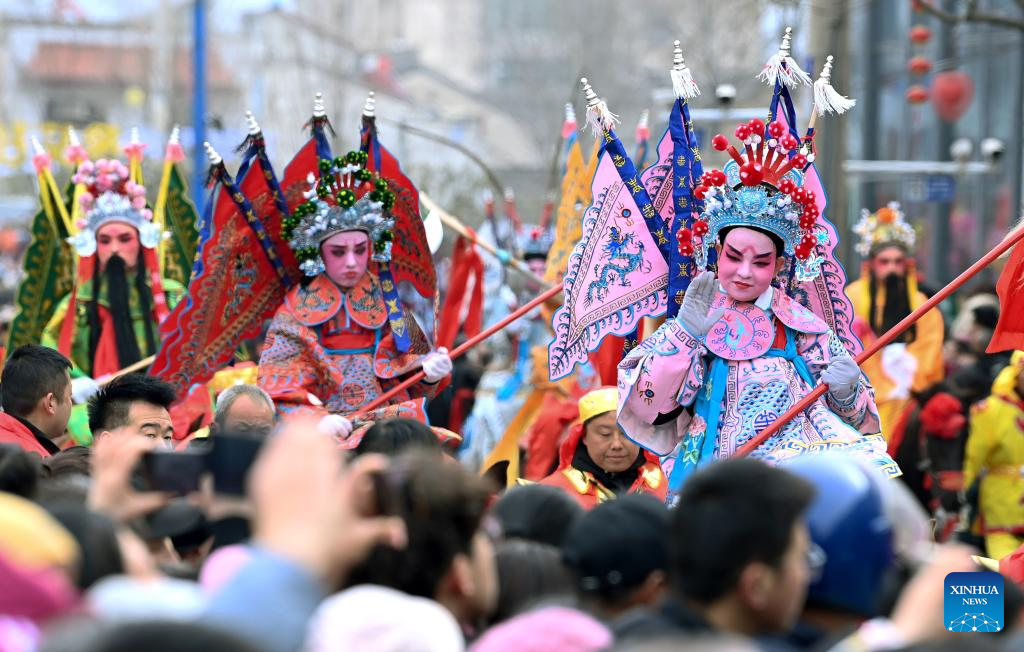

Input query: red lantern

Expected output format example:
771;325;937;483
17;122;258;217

907;56;932;75
909;25;931;43
906;84;929;104
931;71;975;122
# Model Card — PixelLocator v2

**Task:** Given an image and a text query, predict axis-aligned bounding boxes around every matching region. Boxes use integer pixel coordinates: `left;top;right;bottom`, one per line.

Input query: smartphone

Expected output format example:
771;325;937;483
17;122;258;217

140;449;209;494
208;434;265;496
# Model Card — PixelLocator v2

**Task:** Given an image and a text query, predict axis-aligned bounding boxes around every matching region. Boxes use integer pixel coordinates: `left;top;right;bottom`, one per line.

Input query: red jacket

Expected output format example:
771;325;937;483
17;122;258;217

0;412;56;458
539;422;667;509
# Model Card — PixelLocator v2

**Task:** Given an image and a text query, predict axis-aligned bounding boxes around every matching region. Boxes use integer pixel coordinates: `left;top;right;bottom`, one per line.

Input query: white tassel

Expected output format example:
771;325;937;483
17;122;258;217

580;77;620;136
245;110;260;135
203;141;222;165
363;91;376;118
313;92;326;117
670;40;701;99
813;55;856;115
757;27;812;88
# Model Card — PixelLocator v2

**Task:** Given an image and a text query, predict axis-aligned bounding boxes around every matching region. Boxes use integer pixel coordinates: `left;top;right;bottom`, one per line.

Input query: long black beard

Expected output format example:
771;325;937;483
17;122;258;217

869;272;915;343
87;255;157;373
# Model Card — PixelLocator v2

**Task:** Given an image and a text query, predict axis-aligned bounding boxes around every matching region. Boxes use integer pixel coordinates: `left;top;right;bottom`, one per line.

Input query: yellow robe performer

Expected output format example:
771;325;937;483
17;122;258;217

963;351;1024;560
846;203;944;441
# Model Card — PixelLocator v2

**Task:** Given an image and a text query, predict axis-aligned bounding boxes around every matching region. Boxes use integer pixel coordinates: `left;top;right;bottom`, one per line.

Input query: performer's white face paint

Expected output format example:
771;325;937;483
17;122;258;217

321;230;370;288
717;228;785;303
96;221;141;271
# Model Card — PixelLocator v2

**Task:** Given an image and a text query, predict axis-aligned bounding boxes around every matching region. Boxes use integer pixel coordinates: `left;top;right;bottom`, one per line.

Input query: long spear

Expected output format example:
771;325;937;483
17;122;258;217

736;224;1024;458
355;282;564;416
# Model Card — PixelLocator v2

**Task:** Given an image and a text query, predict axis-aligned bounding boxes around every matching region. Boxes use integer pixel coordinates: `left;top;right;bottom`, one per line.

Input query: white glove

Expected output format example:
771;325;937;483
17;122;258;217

71;376;101;404
821;354;861;402
881;343;918;401
421;347;453;383
317;414;353;439
677;271;726;337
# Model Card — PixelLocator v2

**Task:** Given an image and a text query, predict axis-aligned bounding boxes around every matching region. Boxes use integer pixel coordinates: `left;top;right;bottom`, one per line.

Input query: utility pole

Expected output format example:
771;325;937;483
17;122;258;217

808;0;851;267
192;0;207;206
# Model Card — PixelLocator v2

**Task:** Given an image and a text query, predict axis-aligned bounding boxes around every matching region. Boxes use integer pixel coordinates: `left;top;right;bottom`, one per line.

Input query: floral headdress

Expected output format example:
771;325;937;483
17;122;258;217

68;158;163;257
852;202;916;258
682;118;823;281
283;150;397;277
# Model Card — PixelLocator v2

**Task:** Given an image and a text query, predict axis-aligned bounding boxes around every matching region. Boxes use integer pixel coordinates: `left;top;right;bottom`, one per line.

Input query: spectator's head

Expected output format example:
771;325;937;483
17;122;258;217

345;450;498;628
671;458;815;636
492;539;573;625
0;443;42;498
781;455;896;620
579;387;640;473
562;493;670;618
0;345;72;439
87;374;176;448
40;620;263;652
43;446;92;480
42;503;124;590
492;484;583;547
209;384;276;439
354;418;442;458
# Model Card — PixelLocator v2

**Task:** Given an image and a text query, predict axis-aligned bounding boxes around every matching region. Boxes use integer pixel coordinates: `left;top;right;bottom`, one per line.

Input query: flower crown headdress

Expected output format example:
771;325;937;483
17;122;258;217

852;202;916;258
283;150;398;277
68;152;162;257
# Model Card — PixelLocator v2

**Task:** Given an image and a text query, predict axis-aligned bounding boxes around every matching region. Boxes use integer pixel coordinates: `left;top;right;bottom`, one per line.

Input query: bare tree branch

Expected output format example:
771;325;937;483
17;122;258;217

917;0;1024;31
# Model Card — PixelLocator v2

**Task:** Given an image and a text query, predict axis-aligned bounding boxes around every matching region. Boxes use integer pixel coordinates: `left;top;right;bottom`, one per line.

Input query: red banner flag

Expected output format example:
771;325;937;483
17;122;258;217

988;238;1024;353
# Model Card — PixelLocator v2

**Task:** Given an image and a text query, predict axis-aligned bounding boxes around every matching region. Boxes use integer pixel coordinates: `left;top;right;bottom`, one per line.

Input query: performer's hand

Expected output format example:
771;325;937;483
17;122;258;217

318;414;354;440
71;376;101;404
678;271;725;337
822;354;861;402
421;347;453;383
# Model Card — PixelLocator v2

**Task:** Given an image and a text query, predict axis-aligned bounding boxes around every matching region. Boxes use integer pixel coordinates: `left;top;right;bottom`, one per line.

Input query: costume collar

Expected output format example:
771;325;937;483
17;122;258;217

712;285;828;335
284;272;388;329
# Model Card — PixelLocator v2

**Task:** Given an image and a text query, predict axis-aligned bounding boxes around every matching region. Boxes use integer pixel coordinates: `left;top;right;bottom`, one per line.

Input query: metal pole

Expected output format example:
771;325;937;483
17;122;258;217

1012;31;1024;224
191;0;207;206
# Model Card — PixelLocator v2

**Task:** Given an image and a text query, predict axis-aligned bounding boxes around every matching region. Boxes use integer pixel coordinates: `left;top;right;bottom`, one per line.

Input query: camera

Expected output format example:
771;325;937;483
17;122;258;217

981;138;1005;164
715;83;737;106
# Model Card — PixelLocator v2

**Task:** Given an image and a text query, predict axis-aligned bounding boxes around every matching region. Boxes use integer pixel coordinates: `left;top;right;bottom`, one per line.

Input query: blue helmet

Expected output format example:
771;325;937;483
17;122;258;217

783;454;896;617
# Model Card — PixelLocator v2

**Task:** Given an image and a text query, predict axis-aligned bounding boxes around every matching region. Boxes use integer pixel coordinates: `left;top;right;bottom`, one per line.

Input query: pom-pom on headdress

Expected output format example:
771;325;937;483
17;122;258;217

283;150;397;277
518;224;554;262
67;157;161;257
678;118;823;281
853;202;916;258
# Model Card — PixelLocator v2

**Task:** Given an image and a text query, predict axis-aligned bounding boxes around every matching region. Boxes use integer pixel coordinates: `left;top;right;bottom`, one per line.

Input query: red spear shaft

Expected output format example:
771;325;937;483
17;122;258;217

355;282;564;416
736;225;1024;458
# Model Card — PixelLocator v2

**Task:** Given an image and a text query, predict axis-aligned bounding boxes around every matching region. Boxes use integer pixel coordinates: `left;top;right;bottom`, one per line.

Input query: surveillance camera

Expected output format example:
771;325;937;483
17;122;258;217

981;138;1005;163
949;137;973;163
715;84;737;105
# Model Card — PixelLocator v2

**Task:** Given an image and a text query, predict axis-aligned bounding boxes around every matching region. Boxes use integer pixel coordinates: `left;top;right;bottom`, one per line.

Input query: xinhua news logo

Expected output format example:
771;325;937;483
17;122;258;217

944;572;1004;633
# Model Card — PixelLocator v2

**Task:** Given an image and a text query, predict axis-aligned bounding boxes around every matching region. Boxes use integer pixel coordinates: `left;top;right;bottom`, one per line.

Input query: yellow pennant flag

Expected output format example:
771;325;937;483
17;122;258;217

544;138;600;285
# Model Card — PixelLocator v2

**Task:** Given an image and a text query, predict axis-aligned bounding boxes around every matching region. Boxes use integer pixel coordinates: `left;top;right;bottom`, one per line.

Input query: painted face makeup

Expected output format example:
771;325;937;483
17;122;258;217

96;221;142;271
321;230;370;288
717;228;780;302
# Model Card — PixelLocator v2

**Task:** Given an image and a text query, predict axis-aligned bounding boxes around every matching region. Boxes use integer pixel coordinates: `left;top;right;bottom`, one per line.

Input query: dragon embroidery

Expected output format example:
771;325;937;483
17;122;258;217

585;226;652;306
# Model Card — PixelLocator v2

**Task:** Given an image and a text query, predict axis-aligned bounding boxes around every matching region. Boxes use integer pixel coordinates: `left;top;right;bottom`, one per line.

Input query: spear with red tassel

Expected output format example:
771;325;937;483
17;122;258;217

737;223;1024;458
